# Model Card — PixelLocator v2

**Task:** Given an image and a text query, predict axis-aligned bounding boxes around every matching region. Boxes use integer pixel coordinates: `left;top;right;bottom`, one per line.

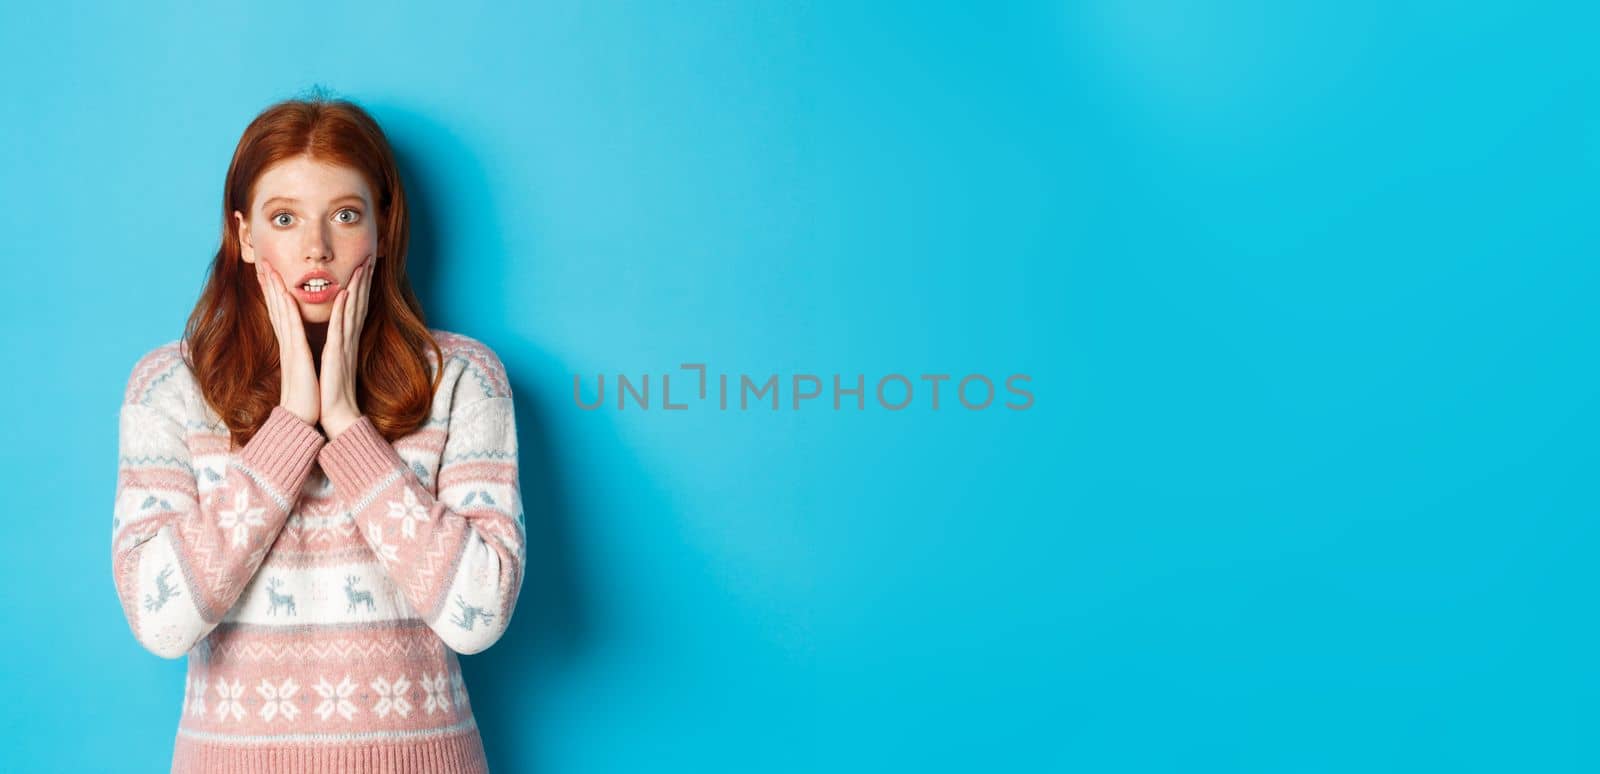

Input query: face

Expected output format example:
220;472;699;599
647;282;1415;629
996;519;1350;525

235;155;377;324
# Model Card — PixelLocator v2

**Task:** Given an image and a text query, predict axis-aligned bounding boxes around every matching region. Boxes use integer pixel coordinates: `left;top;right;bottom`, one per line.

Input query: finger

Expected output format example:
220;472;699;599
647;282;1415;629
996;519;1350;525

349;271;363;368
339;265;354;337
319;288;341;380
264;264;286;346
271;267;309;349
361;257;373;318
346;281;361;395
329;289;345;351
257;262;282;346
281;273;309;342
347;262;365;339
353;257;372;336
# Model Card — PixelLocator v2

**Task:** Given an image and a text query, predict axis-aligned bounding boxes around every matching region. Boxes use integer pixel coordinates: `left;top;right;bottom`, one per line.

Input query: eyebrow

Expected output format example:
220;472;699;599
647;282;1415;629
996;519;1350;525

260;194;367;210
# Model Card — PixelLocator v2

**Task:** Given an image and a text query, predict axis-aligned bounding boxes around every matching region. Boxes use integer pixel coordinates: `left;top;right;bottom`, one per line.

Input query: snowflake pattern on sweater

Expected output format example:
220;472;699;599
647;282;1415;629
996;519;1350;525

112;330;521;772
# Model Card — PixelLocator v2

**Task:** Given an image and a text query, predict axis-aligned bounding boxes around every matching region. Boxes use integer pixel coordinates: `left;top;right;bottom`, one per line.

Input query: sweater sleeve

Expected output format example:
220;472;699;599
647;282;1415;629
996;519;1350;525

317;396;525;655
112;401;326;659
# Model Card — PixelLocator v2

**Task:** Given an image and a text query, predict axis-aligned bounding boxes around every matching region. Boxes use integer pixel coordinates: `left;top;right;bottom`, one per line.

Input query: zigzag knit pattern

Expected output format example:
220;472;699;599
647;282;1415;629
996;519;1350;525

111;329;524;773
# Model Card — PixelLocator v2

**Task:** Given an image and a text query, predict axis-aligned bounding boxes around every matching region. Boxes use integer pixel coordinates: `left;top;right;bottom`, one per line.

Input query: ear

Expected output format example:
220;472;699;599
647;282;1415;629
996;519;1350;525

234;210;255;264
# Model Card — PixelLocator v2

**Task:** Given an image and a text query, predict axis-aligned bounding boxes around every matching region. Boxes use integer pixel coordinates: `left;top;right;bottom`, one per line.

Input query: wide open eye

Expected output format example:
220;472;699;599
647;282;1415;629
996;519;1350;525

335;208;361;224
272;212;294;227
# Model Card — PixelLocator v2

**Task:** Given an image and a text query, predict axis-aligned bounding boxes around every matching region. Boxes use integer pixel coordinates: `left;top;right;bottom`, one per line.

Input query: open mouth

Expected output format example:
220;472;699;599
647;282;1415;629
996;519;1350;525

294;276;340;303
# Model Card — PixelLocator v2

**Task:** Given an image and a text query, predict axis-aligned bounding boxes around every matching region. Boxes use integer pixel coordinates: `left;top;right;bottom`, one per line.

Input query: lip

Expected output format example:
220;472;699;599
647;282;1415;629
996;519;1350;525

291;269;341;304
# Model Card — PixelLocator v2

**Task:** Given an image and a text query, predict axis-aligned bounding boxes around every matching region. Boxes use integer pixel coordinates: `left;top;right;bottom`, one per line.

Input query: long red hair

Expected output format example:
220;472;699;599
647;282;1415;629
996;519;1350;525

184;91;444;448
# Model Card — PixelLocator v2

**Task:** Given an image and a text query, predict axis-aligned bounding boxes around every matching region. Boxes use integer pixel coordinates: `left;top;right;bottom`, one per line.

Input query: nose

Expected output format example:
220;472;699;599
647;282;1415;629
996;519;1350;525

303;220;334;262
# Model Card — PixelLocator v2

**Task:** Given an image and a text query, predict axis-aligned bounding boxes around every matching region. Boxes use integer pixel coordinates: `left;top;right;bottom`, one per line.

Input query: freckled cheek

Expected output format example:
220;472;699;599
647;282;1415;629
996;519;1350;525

338;234;376;257
254;234;296;272
263;253;294;278
335;230;377;262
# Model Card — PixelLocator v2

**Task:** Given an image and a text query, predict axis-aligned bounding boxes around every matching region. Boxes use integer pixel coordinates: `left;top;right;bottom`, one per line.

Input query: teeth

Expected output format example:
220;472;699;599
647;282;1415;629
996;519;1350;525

304;279;331;290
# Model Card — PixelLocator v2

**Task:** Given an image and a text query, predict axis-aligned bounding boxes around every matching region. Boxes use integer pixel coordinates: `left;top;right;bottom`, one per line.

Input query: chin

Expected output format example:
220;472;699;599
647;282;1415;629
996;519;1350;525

296;303;334;323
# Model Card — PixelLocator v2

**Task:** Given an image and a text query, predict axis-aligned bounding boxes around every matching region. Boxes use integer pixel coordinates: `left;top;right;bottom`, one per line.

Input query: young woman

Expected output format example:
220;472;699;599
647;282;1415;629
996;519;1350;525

111;94;524;773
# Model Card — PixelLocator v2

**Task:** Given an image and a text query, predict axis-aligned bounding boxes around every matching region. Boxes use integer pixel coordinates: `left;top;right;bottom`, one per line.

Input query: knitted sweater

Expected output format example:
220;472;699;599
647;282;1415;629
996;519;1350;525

111;329;524;773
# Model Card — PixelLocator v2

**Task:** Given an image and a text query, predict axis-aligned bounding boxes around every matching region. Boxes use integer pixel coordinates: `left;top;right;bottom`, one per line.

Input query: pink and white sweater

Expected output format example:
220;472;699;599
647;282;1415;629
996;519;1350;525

111;329;525;773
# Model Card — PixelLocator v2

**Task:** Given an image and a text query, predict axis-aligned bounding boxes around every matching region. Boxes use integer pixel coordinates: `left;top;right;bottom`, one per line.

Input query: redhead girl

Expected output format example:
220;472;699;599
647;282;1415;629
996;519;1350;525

112;93;524;773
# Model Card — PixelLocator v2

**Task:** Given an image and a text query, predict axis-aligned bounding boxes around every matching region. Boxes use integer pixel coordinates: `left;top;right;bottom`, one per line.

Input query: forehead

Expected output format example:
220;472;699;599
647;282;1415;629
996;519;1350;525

253;156;372;208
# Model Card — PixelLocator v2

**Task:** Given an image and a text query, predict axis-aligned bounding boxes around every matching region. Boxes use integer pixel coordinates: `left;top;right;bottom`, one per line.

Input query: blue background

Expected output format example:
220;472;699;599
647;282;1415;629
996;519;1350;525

1;1;1593;771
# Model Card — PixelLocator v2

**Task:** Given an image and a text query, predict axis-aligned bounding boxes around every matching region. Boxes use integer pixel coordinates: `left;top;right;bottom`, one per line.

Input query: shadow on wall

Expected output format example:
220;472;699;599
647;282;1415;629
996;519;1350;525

383;102;595;770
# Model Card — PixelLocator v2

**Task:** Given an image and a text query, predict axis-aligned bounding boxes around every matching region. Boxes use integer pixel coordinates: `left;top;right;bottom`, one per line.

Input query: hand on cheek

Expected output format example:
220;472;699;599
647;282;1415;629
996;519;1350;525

318;257;376;439
255;260;320;427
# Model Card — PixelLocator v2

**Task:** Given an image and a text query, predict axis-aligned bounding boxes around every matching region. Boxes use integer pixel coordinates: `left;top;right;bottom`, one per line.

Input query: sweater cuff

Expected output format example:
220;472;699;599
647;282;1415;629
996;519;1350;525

318;414;406;494
238;405;327;492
